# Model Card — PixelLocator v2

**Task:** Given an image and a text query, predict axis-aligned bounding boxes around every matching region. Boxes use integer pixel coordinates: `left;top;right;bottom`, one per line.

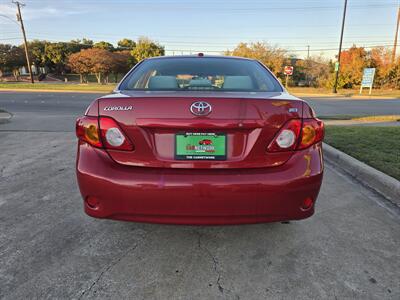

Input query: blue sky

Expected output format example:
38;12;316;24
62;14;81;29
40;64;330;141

0;0;398;59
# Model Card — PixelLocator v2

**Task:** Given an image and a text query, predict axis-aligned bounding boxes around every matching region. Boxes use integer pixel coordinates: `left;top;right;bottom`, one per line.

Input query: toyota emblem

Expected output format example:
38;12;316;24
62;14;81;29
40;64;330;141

190;101;212;116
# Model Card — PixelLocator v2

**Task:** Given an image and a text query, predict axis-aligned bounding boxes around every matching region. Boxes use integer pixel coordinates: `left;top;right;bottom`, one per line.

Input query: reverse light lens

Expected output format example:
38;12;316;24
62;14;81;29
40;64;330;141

276;129;296;148
99;117;134;151
267;119;302;152
105;127;125;147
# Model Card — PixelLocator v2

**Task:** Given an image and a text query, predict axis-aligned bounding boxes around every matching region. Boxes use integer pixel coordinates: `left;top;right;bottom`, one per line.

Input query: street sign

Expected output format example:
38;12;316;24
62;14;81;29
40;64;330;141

360;68;375;95
334;62;339;71
284;66;294;75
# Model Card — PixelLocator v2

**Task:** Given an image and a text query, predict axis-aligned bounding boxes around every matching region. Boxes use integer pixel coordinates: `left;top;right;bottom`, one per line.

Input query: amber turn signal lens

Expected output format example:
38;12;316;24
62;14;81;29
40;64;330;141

301;125;316;147
298;118;324;150
85;124;100;145
76;116;102;148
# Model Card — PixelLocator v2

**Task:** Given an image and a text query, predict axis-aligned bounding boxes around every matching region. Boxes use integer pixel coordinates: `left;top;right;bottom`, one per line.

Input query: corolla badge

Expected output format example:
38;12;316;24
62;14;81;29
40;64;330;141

190;101;212;116
103;106;133;111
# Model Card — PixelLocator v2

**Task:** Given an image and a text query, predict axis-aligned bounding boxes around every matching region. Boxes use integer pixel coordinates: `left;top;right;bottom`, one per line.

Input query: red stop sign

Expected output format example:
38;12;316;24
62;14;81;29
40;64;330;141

284;66;294;75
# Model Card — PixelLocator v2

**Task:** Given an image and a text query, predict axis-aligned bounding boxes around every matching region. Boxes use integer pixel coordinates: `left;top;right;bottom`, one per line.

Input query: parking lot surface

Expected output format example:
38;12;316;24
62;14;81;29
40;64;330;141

0;92;399;299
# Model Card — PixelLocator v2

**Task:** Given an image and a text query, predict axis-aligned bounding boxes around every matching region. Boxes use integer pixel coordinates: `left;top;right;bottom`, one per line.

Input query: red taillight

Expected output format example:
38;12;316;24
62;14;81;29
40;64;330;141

76;116;133;151
267;118;324;152
76;116;101;148
298;118;324;150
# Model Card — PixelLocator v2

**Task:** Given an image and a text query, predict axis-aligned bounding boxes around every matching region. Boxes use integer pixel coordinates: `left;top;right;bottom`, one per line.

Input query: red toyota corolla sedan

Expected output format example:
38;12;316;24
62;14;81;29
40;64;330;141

76;55;324;225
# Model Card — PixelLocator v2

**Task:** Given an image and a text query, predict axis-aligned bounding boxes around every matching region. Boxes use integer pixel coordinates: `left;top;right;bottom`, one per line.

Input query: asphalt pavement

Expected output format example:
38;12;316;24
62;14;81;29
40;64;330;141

0;92;399;299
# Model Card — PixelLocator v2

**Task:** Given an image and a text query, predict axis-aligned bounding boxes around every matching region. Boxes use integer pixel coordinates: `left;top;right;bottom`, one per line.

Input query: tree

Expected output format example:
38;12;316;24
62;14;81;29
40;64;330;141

226;42;288;76
294;56;331;87
44;42;74;74
68;49;92;83
0;44;25;80
68;38;93;53
117;38;136;50
388;57;400;88
68;48;115;83
328;45;368;89
369;47;392;87
111;50;132;82
27;40;48;70
130;37;164;62
90;49;115;83
93;41;114;51
26;39;92;74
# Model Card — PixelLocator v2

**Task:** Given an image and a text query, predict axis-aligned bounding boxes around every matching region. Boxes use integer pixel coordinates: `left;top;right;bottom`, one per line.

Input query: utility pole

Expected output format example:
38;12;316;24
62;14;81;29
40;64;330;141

392;5;400;63
333;0;347;93
307;45;310;60
13;1;34;84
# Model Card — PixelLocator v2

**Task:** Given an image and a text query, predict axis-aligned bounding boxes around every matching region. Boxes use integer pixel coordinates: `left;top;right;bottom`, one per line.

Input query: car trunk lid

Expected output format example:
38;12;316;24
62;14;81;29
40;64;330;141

98;94;303;169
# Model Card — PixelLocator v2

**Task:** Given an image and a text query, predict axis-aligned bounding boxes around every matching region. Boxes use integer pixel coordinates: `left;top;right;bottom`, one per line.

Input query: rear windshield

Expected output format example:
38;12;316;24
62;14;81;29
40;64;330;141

119;57;283;92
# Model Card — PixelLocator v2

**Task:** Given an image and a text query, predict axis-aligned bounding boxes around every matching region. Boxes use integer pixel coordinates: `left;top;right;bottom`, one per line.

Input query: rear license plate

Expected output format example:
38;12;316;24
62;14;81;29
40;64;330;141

175;132;227;160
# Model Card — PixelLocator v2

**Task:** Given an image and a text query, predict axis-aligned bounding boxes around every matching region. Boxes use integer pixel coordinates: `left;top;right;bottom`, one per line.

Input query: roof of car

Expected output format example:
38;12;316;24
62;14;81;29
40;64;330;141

145;55;256;61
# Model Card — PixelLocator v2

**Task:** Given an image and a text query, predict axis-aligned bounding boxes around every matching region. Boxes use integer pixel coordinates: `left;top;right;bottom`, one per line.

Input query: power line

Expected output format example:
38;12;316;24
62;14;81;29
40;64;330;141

166;44;394;54
7;31;396;44
0;14;20;25
52;1;397;11
3;34;393;47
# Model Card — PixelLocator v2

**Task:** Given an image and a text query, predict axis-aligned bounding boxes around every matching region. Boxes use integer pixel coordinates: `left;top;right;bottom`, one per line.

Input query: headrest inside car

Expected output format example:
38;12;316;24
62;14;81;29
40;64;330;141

222;76;254;90
188;78;212;87
148;76;179;89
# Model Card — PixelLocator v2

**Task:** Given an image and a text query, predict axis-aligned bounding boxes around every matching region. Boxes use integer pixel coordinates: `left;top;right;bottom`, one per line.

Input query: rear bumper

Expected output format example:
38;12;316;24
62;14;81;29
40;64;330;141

76;142;324;225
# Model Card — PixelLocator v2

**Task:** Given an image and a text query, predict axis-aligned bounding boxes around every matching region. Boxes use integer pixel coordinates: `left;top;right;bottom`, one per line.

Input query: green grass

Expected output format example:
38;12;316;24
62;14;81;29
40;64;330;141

319;114;369;120
325;126;400;180
0;83;116;92
51;73;125;83
288;87;400;98
320;115;400;122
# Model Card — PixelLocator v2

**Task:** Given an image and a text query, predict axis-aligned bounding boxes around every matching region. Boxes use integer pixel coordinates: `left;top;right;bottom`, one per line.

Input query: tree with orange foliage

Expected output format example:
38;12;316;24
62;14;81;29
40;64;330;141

68;48;115;84
67;49;91;83
331;45;368;89
369;47;393;87
225;42;287;76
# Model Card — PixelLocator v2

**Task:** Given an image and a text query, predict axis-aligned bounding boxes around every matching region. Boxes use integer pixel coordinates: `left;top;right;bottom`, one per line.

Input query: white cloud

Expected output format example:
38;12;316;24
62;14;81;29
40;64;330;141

0;3;85;24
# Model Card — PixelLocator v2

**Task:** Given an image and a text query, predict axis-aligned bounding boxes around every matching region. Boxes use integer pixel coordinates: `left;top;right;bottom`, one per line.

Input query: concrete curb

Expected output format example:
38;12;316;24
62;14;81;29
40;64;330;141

323;142;400;206
0;110;13;124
